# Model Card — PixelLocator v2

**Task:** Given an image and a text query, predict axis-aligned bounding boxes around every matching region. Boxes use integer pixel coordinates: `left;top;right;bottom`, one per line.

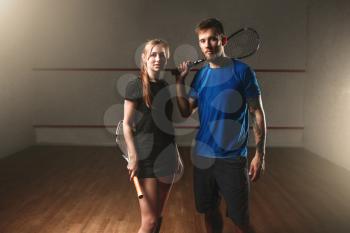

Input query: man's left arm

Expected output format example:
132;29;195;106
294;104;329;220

247;95;266;182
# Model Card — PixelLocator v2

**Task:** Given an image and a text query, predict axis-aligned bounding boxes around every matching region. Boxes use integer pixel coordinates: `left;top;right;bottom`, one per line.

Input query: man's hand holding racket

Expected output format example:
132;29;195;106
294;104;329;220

174;61;193;81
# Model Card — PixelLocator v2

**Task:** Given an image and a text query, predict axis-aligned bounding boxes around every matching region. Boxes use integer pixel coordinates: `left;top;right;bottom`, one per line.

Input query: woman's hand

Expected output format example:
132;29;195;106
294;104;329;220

127;156;138;181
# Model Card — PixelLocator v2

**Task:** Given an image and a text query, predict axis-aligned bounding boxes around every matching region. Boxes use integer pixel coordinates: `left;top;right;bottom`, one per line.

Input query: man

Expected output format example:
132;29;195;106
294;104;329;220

175;18;266;233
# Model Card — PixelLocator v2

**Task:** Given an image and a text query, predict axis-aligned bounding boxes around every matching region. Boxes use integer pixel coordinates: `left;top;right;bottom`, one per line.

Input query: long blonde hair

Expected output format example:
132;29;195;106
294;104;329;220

140;39;170;108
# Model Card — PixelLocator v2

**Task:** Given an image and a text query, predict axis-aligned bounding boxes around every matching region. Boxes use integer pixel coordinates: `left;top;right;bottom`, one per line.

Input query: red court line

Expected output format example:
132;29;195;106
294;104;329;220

33;68;306;73
33;125;304;130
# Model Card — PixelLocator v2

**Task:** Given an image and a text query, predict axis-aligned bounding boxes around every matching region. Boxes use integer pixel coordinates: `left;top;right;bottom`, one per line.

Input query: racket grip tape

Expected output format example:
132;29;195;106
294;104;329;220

133;176;143;199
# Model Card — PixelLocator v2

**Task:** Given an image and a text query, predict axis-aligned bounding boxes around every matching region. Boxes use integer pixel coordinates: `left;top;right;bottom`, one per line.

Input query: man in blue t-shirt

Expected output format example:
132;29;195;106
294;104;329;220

175;18;266;233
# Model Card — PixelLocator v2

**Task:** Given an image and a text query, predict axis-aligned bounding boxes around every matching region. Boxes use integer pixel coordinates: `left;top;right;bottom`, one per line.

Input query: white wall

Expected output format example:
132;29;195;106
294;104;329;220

0;1;36;158
0;0;308;151
304;0;350;170
31;0;307;147
2;0;349;171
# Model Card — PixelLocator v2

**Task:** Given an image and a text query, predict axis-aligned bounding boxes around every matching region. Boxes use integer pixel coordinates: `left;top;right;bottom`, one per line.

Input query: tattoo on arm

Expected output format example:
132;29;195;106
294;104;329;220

247;97;266;156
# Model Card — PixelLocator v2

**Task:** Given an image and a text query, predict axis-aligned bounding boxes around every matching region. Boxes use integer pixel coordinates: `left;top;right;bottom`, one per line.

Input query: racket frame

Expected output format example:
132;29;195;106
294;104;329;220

193;27;260;65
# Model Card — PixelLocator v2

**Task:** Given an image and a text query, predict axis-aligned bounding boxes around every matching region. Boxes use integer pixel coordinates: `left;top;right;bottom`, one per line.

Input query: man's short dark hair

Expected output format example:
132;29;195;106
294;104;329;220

195;18;224;35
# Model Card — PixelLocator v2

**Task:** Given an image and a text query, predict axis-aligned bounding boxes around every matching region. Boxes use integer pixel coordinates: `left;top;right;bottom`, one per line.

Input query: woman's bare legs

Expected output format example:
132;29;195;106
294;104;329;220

137;175;174;233
154;175;174;233
137;178;158;233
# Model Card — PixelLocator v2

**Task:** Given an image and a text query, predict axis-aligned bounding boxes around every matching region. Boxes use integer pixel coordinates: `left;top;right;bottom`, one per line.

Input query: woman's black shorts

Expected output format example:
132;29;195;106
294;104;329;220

137;142;178;179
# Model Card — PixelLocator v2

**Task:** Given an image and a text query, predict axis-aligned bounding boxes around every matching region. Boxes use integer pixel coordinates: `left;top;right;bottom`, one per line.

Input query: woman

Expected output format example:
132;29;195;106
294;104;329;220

123;39;178;233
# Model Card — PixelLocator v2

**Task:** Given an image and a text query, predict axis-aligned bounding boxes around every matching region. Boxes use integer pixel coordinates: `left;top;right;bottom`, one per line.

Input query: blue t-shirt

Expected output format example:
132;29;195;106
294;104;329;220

189;59;261;158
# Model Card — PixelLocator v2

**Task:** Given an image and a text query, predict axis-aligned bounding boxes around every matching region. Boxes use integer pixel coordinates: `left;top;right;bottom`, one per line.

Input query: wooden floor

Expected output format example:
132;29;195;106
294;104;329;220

0;146;349;233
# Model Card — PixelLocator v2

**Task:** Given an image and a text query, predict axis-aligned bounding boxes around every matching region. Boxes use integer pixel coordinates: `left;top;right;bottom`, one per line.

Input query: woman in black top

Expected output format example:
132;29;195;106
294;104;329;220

123;39;177;233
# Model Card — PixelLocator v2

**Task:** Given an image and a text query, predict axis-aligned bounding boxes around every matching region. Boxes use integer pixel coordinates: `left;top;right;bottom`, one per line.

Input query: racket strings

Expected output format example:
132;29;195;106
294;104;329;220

225;29;260;59
116;120;129;161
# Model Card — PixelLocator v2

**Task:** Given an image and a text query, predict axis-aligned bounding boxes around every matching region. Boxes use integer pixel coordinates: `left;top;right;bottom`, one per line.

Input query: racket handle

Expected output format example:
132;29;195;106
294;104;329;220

132;176;143;199
193;59;205;65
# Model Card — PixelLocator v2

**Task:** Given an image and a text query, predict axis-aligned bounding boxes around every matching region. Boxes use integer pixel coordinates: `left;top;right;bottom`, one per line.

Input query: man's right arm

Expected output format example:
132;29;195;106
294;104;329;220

174;61;197;118
175;78;197;117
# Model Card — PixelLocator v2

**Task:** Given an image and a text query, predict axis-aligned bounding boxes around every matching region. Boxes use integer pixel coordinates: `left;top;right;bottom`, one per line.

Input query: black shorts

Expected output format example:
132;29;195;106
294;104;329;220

193;155;250;227
137;143;178;179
